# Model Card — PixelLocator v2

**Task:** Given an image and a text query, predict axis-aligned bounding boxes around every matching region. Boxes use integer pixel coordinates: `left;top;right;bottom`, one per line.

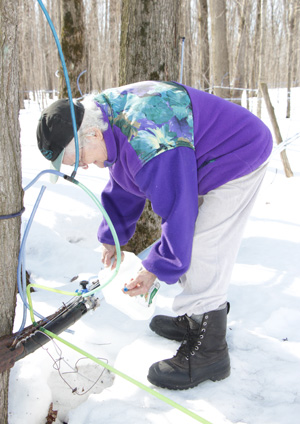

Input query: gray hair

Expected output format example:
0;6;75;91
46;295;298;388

65;94;108;154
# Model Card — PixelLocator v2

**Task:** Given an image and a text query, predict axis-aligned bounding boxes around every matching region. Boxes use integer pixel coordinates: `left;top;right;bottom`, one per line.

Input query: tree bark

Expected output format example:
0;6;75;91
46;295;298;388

60;0;86;98
198;0;210;91
248;0;261;107
119;0;181;254
210;0;231;99
109;0;120;87
257;0;267;118
259;82;293;178
120;0;180;85
286;0;296;118
0;1;22;422
231;0;247;105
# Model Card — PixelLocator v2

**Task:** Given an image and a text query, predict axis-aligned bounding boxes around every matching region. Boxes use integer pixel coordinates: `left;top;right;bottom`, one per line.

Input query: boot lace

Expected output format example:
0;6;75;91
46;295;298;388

177;328;205;358
174;314;208;380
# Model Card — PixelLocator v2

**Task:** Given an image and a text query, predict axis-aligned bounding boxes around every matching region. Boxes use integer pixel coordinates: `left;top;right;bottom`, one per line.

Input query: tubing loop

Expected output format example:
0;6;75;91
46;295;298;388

0;207;25;220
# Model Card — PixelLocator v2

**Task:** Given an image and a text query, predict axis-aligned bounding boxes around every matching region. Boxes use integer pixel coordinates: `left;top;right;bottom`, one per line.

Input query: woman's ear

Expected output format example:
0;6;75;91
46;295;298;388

93;127;104;141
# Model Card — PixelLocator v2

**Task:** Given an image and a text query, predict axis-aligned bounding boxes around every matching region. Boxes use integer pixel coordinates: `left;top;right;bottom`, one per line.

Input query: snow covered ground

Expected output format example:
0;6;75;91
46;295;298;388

8;88;300;424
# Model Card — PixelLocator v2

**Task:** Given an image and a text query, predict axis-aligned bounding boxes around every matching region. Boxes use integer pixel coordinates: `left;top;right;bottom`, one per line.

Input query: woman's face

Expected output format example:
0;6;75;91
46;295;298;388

62;128;107;169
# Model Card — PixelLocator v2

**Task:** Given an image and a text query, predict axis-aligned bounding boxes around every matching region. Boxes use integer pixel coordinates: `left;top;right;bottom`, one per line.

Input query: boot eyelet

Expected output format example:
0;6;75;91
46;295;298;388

201;328;206;332
205;315;209;319
185;356;189;361
191;351;195;355
194;346;199;350
203;322;207;326
197;341;202;345
200;335;204;339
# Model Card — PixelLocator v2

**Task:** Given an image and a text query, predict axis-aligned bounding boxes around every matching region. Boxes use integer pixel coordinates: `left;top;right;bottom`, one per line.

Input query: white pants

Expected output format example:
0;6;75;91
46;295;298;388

173;162;268;315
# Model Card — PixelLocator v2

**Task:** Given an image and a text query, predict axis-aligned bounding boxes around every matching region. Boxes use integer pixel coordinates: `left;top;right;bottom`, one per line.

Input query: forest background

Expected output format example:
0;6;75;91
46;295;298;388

18;0;299;252
19;0;299;113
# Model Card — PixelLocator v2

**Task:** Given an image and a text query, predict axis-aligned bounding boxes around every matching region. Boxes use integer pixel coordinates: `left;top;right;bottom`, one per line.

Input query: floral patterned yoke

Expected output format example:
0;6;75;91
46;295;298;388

94;81;195;165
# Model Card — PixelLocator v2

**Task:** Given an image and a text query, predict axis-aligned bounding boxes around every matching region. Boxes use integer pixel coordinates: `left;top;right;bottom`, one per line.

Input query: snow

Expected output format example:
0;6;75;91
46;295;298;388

8;88;300;424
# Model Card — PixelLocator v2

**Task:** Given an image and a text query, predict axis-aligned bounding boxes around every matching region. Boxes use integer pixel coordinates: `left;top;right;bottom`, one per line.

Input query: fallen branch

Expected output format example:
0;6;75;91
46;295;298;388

259;82;293;177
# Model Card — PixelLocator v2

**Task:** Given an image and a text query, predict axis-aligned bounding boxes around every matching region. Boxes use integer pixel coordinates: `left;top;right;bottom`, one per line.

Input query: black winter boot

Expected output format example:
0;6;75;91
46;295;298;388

149;303;230;342
147;307;230;390
149;315;189;342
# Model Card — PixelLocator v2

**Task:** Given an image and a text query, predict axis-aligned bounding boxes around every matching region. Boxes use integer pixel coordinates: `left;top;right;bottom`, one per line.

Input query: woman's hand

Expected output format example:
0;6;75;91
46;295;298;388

123;268;157;297
101;243;124;270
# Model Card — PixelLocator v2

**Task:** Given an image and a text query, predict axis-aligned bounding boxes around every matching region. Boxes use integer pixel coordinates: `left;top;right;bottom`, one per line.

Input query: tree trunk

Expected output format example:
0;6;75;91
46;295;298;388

119;0;181;254
292;3;300;90
120;0;180;85
257;0;267;118
87;0;101;91
286;0;296;118
179;0;192;86
198;0;210;91
251;0;261;88
60;0;86;98
109;0;120;87
259;82;293;178
231;0;247;105
0;1;22;423
210;0;231;99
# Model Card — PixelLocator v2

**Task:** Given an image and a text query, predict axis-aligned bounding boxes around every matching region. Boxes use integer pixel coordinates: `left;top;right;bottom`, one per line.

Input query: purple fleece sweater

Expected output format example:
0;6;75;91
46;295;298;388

97;82;273;284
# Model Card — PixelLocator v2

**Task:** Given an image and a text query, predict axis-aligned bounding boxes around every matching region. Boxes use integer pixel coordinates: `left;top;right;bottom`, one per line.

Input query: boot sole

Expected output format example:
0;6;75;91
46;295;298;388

148;358;231;390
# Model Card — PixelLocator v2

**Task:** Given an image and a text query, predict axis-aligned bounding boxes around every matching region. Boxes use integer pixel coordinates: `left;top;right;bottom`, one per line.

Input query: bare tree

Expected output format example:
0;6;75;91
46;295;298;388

178;0;193;86
293;3;300;86
247;0;261;108
0;2;22;423
16;1;299;111
120;0;180;85
119;0;181;254
259;82;293;177
230;0;248;105
286;0;297;118
109;0;121;87
86;0;102;91
198;0;210;91
257;0;267;118
210;0;231;99
18;1;35;104
60;0;86;98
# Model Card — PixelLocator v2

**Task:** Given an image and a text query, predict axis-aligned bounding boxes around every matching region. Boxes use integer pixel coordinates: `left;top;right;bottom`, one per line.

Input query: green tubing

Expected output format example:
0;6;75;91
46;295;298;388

70;176;122;294
24;174;122;325
40;325;213;424
25;175;122;303
26;284;212;424
27;283;36;325
24;175;212;424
